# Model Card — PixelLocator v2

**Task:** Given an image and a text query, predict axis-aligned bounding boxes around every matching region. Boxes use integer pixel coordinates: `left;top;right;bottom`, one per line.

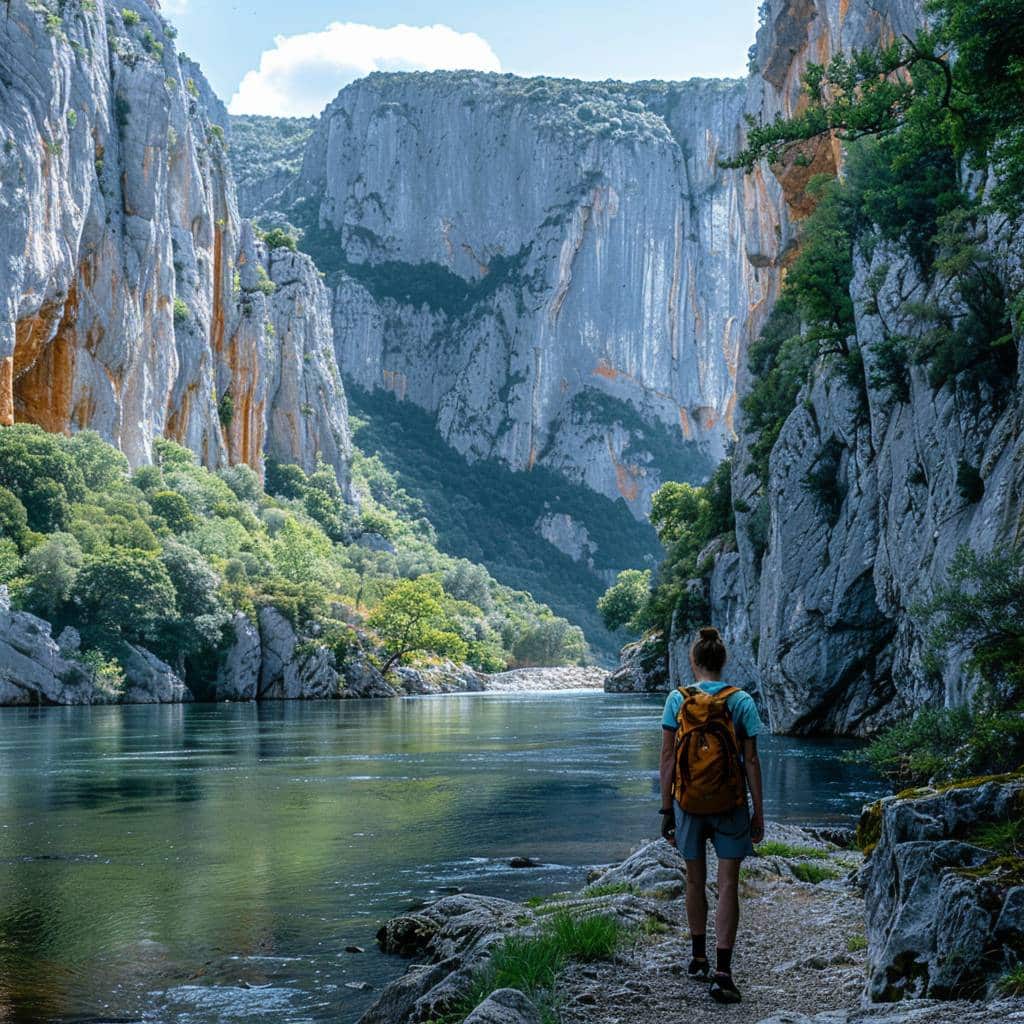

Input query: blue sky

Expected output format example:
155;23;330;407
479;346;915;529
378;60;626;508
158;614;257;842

165;1;761;116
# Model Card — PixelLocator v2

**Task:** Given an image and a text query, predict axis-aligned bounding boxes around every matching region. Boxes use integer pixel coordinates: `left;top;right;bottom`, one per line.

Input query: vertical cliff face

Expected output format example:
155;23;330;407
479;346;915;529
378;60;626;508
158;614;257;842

263;73;781;517
696;0;1024;737
0;0;349;488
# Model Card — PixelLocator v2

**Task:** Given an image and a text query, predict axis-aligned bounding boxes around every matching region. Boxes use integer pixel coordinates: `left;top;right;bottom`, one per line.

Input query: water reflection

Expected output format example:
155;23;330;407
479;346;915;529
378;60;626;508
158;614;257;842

0;694;884;1024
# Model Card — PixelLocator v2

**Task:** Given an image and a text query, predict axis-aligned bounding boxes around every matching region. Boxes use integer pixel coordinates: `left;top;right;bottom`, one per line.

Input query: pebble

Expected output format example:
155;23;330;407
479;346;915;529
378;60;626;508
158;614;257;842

344;981;372;991
344;945;365;954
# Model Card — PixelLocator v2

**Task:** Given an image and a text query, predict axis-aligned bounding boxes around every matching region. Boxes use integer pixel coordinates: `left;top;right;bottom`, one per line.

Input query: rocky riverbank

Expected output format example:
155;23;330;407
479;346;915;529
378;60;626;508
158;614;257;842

0;591;604;706
357;777;1024;1024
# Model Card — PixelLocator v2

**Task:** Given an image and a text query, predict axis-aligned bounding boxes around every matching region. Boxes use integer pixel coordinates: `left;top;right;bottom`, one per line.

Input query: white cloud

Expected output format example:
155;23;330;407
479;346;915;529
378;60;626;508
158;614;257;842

228;22;502;117
162;0;189;13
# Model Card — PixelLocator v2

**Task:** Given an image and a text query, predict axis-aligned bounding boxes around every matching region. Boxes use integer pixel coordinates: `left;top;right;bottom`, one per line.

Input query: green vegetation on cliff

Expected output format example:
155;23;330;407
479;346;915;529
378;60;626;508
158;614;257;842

0;424;587;690
862;546;1024;788
346;384;660;661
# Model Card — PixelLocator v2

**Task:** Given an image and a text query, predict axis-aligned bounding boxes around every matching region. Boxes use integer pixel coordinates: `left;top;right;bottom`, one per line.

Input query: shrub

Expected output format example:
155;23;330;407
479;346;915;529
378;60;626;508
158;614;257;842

173;297;190;325
255;265;276;295
597;569;651;634
121;9;140;28
262;227;298;252
217;390;234;429
149;490;197;534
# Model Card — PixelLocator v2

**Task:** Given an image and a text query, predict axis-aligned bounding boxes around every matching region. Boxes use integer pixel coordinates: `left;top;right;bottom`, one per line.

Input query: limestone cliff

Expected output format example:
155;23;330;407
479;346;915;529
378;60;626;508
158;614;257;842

0;0;349;488
701;0;1024;737
238;74;778;518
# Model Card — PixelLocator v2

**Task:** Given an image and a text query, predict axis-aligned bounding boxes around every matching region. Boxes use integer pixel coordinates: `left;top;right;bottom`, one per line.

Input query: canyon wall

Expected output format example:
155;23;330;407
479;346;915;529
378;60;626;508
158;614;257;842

0;0;349;489
240;74;783;518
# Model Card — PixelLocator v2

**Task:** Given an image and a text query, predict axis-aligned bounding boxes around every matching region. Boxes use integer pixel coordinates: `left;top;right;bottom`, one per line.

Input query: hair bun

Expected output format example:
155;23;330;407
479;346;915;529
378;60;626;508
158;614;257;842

699;626;721;642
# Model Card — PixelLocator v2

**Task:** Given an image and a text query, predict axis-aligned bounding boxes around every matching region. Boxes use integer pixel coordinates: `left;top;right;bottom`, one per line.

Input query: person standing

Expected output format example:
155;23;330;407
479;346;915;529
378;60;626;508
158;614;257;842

659;626;765;1004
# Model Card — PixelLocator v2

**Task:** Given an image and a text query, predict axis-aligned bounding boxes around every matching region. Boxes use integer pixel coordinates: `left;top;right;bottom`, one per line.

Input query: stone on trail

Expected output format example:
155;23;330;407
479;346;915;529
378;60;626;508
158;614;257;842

585;839;687;899
464;988;542;1024
510;857;541;868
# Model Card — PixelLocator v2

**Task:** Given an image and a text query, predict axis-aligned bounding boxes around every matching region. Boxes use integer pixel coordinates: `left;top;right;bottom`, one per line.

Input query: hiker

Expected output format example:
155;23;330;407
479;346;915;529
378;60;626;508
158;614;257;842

659;626;765;1005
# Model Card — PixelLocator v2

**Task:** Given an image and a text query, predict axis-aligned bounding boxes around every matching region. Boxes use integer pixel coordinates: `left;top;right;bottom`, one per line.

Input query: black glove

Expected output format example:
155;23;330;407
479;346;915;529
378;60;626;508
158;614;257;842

660;807;675;843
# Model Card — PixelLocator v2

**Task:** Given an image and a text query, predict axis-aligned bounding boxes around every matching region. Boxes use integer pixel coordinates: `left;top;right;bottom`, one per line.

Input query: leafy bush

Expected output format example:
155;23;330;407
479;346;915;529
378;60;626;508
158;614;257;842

121;9;140;28
262;227;298;252
862;546;1024;788
173;297;190;325
597;569;651;633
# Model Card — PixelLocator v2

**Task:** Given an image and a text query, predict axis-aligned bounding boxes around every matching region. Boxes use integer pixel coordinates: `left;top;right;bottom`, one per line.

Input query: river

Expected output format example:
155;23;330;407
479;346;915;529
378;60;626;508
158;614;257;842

0;692;884;1024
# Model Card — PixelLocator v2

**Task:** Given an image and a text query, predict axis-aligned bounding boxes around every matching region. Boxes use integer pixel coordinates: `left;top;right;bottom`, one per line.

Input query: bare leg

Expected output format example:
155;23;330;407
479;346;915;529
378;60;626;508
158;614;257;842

684;857;708;939
715;857;742;950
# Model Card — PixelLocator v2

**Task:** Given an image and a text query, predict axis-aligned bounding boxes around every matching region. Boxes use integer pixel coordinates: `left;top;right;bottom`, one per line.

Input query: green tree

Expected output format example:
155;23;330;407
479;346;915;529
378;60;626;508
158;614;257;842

270;514;333;584
302;460;352;541
265;459;308;500
17;533;83;620
149;490;198;534
66;430;129;491
0;486;29;549
368;576;468;675
511;616;587;667
597;569;651;634
0;424;86;532
72;549;178;648
158;540;229;661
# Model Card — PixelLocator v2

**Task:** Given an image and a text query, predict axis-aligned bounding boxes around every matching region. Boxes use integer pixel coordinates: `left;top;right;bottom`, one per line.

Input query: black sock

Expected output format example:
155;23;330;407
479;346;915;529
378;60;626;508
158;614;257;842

691;934;707;961
716;947;733;976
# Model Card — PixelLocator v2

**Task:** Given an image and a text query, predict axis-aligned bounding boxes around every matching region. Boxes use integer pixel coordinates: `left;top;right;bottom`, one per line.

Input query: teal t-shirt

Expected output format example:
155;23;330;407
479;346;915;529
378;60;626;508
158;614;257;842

661;683;765;742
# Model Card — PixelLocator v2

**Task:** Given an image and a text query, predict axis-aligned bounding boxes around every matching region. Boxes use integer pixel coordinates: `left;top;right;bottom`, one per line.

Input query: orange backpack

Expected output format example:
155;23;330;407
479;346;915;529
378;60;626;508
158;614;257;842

672;685;747;815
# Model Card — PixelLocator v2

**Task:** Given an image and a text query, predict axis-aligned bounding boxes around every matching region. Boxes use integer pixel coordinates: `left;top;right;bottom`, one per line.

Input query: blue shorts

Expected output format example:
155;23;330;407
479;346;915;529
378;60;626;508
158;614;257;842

674;800;754;862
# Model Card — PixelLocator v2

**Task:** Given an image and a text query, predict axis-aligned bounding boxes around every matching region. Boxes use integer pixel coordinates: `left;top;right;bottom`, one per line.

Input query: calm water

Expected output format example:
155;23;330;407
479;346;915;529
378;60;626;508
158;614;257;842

0;693;884;1024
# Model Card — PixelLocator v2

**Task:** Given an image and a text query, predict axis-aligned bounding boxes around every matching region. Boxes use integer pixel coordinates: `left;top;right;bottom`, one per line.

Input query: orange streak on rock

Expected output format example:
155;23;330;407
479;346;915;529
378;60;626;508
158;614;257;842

13;289;78;434
0;358;13;427
593;359;621;380
678;407;694;440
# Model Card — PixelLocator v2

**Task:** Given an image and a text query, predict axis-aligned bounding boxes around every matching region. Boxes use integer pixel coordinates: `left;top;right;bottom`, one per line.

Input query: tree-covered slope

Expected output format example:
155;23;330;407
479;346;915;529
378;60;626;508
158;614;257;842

346;384;662;662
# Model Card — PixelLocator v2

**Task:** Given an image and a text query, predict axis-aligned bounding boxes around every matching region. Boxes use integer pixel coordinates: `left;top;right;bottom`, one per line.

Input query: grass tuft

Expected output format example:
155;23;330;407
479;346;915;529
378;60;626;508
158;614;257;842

791;862;842;884
846;933;868;953
583;881;639;898
440;912;624;1024
756;841;829;860
998;964;1024;997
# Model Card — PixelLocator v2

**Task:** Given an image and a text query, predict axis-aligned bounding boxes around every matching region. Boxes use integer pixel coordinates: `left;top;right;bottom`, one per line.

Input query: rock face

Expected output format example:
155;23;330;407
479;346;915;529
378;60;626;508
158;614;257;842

604;634;669;693
860;777;1024;1002
0;587;96;704
713;217;1024;735
0;586;193;705
0;0;349;490
242;74;772;519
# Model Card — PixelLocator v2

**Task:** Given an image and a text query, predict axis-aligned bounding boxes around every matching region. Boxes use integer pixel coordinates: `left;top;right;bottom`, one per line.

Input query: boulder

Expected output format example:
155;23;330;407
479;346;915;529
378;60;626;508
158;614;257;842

585;839;686;899
0;587;94;705
376;894;523;961
861;776;1024;1001
604;635;668;693
216;612;261;700
464;989;541;1024
120;645;193;704
340;657;398;699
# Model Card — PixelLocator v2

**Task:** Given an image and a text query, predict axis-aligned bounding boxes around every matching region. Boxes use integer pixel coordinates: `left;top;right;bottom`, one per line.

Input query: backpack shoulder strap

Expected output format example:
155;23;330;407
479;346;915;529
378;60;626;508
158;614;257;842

712;685;741;702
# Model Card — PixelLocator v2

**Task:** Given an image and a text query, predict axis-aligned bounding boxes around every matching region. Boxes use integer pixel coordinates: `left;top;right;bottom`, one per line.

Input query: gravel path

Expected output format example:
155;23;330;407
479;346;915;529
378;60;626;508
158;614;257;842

558;866;869;1023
